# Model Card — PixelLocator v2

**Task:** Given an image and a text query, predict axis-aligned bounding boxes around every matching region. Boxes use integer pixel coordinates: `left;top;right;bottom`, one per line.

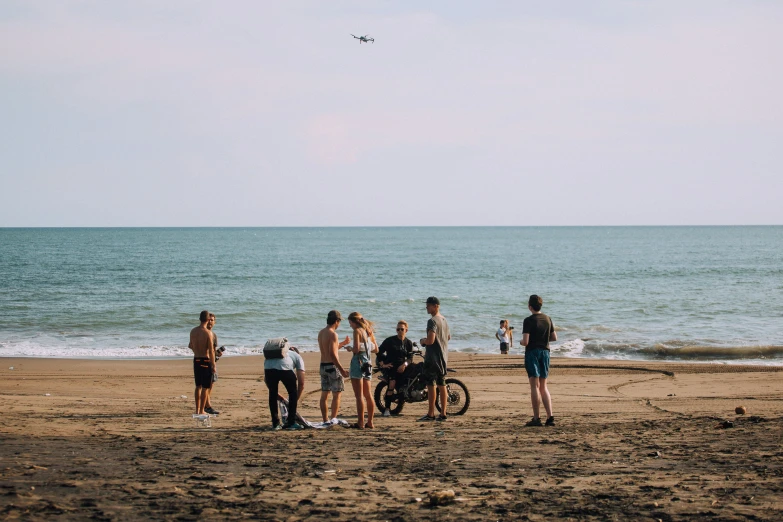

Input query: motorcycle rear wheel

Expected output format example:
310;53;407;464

373;381;405;415
434;378;471;416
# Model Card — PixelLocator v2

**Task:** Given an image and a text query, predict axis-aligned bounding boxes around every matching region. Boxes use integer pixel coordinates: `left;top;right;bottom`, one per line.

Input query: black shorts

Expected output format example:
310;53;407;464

500;342;509;352
194;358;213;389
422;359;446;387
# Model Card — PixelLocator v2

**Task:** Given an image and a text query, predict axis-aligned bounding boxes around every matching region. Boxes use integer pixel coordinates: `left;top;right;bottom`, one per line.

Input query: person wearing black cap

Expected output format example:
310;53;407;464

418;297;450;421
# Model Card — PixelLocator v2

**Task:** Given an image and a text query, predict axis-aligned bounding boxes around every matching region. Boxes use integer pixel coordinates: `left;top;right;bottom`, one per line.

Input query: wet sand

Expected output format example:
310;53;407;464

2;353;782;521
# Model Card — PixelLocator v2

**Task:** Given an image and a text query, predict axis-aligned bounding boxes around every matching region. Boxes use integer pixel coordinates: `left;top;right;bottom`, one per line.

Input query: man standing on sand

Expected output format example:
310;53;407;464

419;297;450;422
189;310;215;415
317;310;351;422
520;294;557;427
204;312;220;415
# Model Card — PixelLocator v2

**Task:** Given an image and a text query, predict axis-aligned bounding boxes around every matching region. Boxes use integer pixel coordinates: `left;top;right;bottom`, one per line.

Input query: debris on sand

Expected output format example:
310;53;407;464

429;490;456;506
715;420;734;429
735;405;746;415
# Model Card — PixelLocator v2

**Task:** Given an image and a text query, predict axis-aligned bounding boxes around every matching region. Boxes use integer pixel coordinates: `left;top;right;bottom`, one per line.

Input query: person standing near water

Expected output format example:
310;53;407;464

520;295;557;427
204;312;221;415
346;312;378;429
419;297;450;422
496;319;512;354
189;310;215;415
318;310;351;422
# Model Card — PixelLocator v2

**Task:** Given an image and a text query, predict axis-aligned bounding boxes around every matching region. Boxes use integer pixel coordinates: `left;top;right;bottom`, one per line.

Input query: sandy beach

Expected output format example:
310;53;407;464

2;353;782;521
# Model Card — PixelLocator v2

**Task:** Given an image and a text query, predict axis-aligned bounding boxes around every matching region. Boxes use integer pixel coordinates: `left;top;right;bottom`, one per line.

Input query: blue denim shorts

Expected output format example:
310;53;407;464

525;349;550;379
350;353;372;380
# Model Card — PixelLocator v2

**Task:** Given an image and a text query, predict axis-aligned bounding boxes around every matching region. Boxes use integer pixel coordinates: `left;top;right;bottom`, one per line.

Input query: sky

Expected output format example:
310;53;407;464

1;1;781;226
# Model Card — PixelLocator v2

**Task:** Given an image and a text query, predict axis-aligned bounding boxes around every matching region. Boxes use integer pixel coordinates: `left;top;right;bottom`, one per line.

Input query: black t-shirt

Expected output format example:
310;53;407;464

377;336;414;367
522;313;554;351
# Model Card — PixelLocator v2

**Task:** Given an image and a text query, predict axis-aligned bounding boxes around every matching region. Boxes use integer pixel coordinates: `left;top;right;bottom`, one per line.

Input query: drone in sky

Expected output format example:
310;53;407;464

351;34;374;44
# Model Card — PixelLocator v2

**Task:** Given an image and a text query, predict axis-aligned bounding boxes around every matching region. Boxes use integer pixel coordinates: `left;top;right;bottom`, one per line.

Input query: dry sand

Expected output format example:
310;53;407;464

2;353;782;521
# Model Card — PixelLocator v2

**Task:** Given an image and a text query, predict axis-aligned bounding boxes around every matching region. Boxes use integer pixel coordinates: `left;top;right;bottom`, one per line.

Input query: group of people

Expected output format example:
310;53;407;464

314;296;451;429
188;294;557;429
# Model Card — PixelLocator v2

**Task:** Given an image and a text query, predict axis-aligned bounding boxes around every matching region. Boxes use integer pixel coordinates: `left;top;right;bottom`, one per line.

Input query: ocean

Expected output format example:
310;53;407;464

1;227;781;364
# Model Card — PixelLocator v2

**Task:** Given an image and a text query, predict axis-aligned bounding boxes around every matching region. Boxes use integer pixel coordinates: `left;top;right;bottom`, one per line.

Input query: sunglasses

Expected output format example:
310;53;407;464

396;328;406;331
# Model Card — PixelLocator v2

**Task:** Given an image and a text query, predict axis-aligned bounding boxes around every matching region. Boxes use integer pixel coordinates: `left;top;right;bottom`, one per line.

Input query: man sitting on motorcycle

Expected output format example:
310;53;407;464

377;320;414;416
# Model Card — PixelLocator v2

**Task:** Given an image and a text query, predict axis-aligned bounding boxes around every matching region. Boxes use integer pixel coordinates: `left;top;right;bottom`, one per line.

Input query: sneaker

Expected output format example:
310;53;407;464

383;409;391;417
545;416;555;427
436;415;448;422
417;414;436;422
205;407;220;415
283;422;304;431
525;417;543;427
272;424;283;431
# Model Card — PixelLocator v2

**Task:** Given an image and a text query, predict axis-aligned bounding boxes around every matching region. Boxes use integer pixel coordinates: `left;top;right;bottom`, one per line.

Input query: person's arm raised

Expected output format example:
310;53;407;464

330;332;349;377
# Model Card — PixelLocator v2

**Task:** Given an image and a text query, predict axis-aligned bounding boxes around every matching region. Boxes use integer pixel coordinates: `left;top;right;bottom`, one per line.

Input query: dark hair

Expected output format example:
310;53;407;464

528;295;543;312
208;313;215;319
500;319;506;326
327;310;342;325
199;310;210;323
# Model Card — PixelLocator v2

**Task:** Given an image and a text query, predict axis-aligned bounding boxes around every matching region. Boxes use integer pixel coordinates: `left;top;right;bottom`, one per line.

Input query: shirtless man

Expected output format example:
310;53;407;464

204;313;220;415
317;310;351;422
189;310;215;415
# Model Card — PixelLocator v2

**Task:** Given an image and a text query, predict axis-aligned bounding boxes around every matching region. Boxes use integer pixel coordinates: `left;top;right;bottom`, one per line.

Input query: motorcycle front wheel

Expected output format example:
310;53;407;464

373;381;405;415
435;378;471;416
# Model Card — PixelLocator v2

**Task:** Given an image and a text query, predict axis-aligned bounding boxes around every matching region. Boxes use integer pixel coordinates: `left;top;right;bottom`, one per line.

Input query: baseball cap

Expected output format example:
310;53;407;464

425;296;440;305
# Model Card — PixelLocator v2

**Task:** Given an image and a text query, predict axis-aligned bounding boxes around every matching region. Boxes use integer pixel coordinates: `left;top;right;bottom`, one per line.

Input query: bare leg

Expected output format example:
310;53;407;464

529;377;541;419
362;379;375;427
197;387;210;414
427;384;436;417
194;387;201;413
351;379;364;429
330;392;342;421
538;378;553;418
437;384;448;416
205;386;212;409
320;391;329;422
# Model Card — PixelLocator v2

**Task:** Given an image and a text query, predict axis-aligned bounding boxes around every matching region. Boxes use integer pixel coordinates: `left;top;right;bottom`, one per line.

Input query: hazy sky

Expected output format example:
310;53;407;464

1;1;781;226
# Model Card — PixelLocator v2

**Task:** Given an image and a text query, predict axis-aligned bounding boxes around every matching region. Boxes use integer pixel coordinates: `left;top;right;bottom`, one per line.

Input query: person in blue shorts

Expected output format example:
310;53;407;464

520;295;557;427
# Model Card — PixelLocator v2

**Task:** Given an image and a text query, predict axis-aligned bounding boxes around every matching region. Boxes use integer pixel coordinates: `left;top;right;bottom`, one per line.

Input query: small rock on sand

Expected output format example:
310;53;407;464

735;405;746;415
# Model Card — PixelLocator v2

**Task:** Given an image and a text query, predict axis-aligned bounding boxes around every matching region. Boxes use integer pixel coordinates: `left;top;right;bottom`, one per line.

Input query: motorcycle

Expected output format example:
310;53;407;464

373;347;470;416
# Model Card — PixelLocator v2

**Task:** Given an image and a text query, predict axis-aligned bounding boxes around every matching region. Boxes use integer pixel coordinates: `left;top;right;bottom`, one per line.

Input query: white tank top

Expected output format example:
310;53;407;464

497;327;509;343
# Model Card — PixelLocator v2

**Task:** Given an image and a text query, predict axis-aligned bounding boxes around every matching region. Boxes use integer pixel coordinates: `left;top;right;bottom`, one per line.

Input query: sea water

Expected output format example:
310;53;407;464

1;227;781;364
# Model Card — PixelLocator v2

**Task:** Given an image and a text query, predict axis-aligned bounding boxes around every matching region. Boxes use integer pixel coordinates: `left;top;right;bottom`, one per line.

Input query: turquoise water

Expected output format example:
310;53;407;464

1;227;781;363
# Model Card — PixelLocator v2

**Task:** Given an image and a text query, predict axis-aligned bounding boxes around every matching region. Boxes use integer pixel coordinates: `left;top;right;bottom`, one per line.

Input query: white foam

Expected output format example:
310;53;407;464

551;339;585;357
0;340;320;359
